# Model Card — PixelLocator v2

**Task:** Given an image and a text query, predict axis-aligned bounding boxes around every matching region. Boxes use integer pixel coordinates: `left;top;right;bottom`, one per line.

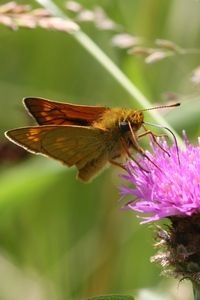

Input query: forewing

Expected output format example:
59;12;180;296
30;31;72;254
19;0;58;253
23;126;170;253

24;97;107;126
5;125;109;181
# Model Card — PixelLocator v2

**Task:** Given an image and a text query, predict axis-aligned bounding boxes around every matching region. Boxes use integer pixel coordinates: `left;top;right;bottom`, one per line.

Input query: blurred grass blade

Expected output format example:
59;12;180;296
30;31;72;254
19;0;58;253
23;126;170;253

35;0;182;145
86;295;134;300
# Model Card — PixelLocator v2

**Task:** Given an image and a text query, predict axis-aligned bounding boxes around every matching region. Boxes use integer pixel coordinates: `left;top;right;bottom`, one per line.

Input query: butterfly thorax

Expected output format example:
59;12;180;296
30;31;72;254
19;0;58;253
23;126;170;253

93;108;144;132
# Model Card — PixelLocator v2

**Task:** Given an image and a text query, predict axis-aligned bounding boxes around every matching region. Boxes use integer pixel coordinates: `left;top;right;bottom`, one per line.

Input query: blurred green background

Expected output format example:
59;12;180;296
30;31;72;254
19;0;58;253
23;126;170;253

0;0;200;299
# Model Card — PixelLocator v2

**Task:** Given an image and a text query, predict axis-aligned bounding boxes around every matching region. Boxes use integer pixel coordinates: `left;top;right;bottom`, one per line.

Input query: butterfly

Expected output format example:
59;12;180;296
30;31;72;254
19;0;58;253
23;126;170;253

5;97;180;182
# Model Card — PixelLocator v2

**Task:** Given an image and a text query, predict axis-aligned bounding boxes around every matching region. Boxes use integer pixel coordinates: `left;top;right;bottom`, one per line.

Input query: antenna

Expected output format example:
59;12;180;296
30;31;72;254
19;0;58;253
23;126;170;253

141;102;180;112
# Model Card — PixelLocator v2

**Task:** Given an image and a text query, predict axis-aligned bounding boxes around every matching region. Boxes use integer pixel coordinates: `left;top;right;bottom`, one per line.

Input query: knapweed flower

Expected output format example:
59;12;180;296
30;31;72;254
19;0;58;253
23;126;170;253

121;132;200;223
121;133;200;291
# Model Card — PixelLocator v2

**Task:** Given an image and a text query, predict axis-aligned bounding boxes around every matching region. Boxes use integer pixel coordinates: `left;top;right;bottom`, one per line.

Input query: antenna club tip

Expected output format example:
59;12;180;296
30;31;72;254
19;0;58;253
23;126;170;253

174;102;181;107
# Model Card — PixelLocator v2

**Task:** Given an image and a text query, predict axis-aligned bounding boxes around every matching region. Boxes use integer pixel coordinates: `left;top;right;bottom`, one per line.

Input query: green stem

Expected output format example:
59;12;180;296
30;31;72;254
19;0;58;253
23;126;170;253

35;0;183;144
193;283;200;300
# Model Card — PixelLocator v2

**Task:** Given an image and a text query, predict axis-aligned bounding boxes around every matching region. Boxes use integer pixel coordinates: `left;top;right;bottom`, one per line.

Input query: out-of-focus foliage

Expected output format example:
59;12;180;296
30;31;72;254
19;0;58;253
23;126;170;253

0;0;199;299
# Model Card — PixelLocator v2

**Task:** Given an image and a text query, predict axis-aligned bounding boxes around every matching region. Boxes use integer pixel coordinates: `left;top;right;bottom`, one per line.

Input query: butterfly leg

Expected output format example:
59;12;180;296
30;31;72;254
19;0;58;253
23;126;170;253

140;124;180;165
109;159;127;171
127;122;163;172
139;125;169;156
119;137;149;172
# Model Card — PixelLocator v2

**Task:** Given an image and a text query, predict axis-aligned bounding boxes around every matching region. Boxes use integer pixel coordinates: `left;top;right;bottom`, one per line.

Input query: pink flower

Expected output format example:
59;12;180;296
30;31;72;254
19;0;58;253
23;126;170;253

120;133;200;223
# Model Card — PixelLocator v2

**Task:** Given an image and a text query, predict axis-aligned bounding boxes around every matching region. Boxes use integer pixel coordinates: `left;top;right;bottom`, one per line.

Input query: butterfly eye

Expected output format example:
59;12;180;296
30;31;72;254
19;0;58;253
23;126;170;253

119;121;130;133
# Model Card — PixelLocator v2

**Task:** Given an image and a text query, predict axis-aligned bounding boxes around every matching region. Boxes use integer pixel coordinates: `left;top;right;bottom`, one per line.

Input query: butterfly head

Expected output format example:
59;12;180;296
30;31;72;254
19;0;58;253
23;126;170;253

119;110;144;133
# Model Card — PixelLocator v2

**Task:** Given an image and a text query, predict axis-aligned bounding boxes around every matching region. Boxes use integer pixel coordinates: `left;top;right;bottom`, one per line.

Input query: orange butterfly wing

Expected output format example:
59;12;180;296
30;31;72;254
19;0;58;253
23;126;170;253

5;125;110;182
23;97;107;126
